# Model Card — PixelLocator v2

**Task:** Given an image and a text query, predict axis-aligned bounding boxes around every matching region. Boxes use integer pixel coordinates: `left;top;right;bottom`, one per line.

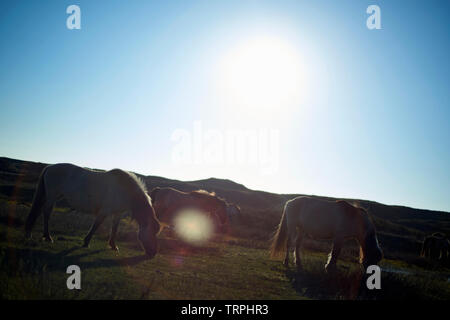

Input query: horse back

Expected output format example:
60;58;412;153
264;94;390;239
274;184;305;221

151;188;182;222
43;163;94;192
42;163;124;213
286;197;361;239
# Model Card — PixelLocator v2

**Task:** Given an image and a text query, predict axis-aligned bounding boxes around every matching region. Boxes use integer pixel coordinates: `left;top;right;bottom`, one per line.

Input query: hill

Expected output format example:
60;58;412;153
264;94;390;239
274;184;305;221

0;156;449;299
1;156;449;259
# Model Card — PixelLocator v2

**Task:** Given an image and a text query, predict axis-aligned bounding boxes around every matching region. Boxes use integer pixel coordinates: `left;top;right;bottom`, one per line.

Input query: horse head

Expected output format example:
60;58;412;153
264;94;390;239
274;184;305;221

226;203;241;221
134;195;161;258
360;230;383;269
358;209;383;269
212;201;229;233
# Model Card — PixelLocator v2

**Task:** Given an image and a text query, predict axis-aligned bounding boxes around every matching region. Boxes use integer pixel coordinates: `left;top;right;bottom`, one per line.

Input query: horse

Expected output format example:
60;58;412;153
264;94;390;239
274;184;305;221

421;233;450;261
270;196;383;273
149;187;238;233
226;203;241;221
24;163;161;258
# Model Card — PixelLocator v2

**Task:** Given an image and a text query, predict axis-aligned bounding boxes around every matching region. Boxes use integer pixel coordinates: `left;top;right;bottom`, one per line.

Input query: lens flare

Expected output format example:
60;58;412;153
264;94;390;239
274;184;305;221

173;209;214;245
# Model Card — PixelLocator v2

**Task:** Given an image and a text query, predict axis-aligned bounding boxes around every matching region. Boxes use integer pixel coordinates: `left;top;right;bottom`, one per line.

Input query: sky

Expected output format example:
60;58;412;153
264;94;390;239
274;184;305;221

0;0;449;212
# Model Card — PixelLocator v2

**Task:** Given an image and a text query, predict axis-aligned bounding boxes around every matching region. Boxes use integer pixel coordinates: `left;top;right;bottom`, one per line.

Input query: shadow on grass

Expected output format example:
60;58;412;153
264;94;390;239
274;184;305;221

0;245;151;277
157;237;223;256
0;214;24;228
284;263;434;300
285;266;365;300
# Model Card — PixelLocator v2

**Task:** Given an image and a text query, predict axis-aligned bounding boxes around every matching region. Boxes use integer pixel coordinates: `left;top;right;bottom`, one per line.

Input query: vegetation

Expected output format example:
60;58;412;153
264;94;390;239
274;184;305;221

0;157;449;299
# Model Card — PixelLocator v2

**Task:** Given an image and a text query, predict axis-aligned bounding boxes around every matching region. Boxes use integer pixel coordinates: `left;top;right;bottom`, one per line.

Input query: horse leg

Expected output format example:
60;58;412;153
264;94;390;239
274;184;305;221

428;241;433;259
42;201;55;242
284;230;297;267
108;214;121;251
431;244;439;260
325;237;343;273
294;231;303;271
283;248;290;267
83;213;106;248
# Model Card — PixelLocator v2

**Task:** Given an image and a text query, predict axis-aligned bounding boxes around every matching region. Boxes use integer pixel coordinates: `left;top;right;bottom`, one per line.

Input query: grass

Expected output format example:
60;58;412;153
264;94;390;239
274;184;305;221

1;199;449;300
0;228;301;300
0;200;302;300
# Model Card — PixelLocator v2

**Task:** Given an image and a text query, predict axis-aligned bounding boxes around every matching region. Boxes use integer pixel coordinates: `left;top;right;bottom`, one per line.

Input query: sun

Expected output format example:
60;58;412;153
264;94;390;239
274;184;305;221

216;36;305;112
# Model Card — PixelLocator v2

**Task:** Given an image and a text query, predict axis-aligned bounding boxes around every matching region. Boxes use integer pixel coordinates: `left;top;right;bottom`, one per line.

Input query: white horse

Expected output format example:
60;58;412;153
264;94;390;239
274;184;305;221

25;163;161;258
271;196;383;272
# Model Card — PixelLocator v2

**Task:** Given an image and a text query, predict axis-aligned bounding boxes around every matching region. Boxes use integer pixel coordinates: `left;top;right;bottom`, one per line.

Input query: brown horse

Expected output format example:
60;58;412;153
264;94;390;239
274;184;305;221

25;163;161;258
421;233;450;261
149;187;237;233
270;196;383;272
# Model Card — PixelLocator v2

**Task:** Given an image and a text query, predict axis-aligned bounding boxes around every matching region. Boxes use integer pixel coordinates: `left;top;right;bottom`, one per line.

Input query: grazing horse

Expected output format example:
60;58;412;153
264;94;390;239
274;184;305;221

226;203;241;221
270;196;383;272
24;163;161;258
421;233;450;261
149;187;237;233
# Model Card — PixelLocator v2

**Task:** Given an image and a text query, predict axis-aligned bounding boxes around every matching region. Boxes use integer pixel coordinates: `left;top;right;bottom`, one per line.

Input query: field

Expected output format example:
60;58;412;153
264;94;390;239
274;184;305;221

0;157;449;300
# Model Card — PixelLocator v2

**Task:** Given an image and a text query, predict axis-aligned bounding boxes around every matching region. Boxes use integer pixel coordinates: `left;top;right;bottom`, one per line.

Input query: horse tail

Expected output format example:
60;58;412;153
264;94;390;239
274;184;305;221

420;239;426;257
270;203;289;258
421;237;430;257
25;167;48;237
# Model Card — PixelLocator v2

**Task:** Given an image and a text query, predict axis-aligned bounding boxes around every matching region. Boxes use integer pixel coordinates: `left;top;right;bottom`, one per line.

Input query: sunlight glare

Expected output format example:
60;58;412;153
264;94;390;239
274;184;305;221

217;36;306;111
174;209;214;245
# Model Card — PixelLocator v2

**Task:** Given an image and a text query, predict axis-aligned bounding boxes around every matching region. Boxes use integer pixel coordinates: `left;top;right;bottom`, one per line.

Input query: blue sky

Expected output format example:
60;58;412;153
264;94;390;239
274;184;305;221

0;0;449;212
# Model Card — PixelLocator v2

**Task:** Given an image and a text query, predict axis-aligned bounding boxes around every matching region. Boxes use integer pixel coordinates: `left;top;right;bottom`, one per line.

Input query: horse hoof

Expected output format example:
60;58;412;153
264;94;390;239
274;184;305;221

82;242;89;248
43;236;53;243
109;240;119;252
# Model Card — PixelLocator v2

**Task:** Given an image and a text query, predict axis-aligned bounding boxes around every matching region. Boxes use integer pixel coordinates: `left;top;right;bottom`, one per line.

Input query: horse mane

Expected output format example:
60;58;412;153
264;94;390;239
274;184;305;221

129;173;148;193
359;207;375;235
149;186;161;203
190;189;228;204
358;208;381;264
109;169;148;204
230;203;240;210
336;200;379;263
337;200;374;233
191;189;216;197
